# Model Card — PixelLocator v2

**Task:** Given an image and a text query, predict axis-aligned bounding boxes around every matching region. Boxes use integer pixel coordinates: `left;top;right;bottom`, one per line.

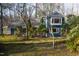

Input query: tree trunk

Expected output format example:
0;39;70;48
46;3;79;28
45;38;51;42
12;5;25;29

0;4;3;35
26;21;29;40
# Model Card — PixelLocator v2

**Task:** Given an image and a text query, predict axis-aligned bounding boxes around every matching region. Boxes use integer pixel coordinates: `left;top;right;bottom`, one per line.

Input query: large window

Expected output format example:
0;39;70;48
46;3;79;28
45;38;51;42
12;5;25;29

52;18;61;23
54;19;60;23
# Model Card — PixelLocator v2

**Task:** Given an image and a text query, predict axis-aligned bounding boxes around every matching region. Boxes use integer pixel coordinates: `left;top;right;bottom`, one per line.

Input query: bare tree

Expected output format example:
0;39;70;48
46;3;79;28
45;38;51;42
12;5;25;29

0;3;3;34
15;3;35;39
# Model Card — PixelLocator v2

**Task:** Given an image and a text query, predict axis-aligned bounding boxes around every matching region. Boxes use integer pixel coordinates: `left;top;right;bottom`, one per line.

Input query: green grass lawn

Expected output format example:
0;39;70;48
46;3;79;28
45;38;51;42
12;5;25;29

10;48;79;56
0;35;79;56
0;35;19;42
0;35;67;44
1;43;79;56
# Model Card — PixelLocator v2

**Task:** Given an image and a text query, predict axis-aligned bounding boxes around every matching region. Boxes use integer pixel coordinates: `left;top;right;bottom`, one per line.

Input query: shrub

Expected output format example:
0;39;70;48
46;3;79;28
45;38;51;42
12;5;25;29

66;25;79;52
0;35;18;42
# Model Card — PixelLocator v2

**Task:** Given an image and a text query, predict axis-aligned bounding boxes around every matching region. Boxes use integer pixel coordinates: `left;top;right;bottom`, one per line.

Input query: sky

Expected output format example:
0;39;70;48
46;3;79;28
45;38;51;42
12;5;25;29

3;3;79;16
64;3;79;15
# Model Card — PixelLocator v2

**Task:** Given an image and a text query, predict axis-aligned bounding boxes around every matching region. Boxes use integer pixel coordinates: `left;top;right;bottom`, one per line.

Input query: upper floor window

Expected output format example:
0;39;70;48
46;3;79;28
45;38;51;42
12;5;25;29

55;19;60;23
52;18;61;23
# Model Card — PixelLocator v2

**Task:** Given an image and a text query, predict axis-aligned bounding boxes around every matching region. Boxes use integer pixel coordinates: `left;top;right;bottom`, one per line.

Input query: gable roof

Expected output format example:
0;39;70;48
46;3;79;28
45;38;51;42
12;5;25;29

47;11;64;19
